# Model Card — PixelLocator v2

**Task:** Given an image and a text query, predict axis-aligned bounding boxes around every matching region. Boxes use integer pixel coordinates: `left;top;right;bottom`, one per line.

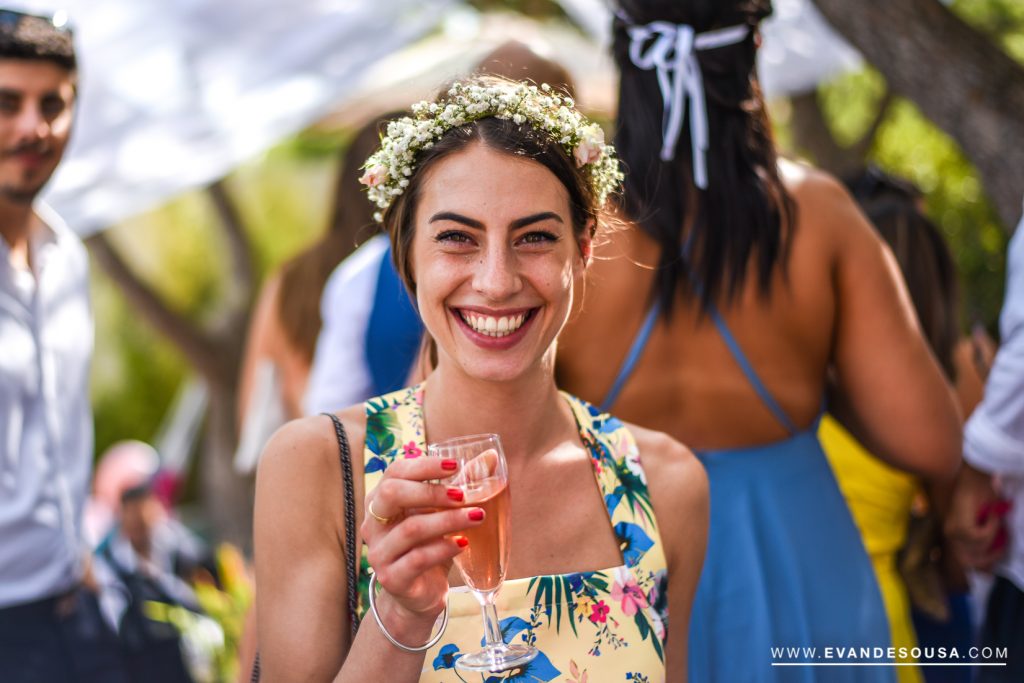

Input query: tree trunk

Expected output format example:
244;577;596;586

87;180;256;548
789;89;893;177
811;0;1024;230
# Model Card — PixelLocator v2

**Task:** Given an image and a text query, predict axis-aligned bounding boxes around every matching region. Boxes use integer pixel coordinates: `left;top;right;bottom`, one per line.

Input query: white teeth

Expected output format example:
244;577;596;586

460;311;529;337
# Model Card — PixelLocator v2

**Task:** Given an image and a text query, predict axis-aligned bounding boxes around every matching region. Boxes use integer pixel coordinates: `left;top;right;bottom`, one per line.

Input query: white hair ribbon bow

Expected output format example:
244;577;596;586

626;21;749;189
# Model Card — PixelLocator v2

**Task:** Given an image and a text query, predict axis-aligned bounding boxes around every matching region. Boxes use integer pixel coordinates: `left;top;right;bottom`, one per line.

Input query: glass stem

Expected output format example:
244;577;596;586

479;591;504;650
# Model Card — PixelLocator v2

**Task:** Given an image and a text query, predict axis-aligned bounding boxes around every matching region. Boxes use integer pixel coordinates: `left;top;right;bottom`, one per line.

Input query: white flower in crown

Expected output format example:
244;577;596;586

574;124;605;167
359;79;624;218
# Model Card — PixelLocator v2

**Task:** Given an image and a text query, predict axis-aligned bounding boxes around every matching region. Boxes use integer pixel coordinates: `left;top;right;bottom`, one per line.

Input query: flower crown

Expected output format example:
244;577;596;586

359;80;623;221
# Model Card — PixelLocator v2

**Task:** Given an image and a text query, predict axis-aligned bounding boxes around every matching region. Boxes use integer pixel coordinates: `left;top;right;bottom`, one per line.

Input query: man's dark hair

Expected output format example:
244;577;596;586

0;10;76;71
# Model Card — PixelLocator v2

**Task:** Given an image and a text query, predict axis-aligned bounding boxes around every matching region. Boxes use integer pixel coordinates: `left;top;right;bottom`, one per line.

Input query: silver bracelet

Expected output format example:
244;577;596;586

367;571;449;653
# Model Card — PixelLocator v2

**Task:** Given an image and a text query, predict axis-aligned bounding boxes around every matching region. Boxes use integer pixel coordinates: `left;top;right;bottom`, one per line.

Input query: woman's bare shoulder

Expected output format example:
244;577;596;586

626;423;708;506
257;405;368;489
781;158;870;237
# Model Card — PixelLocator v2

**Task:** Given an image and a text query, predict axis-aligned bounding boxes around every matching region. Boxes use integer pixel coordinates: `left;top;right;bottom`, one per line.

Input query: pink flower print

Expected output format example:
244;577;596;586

402;441;423;459
611;574;649;617
589;600;609;624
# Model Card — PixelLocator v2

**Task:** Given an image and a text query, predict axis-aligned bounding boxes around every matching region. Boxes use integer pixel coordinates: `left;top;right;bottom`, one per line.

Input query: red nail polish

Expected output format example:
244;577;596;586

468;509;484;522
441;459;458;471
446;487;464;502
455;536;469;548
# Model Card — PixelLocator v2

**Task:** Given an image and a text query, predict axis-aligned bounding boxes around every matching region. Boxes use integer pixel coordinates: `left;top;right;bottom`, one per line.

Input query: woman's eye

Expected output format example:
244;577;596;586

519;231;559;245
435;230;473;245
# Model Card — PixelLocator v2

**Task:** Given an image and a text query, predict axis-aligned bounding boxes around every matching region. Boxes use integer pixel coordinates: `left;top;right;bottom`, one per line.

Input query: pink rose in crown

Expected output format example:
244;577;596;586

402;441;423;459
574;126;605;167
360;164;388;187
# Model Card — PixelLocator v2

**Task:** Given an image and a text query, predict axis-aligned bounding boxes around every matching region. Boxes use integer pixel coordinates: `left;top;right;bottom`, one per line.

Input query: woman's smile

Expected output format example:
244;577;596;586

450;306;540;349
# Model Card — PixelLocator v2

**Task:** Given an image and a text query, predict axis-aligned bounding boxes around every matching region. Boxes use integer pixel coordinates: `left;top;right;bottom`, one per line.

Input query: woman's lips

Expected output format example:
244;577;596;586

451;307;538;349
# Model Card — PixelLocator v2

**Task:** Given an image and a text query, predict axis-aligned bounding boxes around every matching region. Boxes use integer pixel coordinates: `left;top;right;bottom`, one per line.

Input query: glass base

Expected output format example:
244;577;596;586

455;643;538;673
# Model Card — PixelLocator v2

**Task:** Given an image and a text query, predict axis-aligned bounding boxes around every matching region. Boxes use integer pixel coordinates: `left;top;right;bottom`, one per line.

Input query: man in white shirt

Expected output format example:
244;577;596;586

0;10;129;682
948;204;1024;681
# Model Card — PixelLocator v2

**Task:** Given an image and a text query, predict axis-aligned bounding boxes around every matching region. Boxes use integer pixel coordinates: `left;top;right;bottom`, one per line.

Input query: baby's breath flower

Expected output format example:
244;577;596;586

359;80;622;217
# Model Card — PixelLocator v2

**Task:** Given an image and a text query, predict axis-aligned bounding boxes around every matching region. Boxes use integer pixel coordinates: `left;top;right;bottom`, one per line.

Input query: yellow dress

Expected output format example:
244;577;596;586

819;414;923;683
358;385;670;682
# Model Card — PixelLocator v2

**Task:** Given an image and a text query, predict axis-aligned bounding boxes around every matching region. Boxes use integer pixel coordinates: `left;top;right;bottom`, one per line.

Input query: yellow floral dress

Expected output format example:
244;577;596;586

358;384;670;683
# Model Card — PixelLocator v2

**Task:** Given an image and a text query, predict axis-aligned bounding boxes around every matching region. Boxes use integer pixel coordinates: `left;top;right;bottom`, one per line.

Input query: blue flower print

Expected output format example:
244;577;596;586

585;404;625;434
605;491;623;517
480;616;532;647
432;643;462;670
483;651;561;683
614;522;654;567
365;455;387;473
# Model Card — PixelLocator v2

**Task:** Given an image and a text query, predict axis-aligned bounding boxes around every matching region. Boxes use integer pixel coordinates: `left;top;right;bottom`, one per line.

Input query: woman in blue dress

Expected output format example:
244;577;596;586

556;1;963;680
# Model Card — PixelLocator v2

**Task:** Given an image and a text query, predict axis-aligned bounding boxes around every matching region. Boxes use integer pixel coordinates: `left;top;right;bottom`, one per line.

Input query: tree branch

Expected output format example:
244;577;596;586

206;179;256;324
850;88;895;161
86;232;228;386
811;0;1024;230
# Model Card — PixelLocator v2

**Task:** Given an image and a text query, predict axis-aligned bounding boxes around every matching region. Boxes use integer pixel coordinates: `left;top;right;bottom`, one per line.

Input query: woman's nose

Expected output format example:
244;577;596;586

472;243;522;300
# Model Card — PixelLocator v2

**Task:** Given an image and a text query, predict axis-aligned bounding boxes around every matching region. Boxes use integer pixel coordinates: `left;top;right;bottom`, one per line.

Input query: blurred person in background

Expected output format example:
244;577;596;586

91;440;223;683
0;9;130;683
234;112;397;472
555;1;962;680
303;41;577;415
947;201;1024;682
820;168;980;683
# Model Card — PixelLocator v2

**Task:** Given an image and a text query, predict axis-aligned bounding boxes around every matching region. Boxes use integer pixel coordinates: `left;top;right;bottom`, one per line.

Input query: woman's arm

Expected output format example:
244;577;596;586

632;426;709;683
254;410;485;682
811;173;962;480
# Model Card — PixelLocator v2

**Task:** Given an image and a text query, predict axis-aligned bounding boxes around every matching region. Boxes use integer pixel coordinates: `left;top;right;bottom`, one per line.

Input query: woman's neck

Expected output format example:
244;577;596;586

422;354;575;465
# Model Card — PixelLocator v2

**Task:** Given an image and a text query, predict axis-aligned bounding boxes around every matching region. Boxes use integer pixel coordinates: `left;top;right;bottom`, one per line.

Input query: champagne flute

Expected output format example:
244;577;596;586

428;434;538;672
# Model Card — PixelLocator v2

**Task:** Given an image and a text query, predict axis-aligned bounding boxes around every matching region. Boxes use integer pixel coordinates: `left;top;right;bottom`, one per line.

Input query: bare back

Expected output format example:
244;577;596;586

558;161;960;474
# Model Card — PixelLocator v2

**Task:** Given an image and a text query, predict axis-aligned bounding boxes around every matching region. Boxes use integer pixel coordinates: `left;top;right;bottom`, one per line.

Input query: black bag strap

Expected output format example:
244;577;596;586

323;411;362;638
251;412;361;682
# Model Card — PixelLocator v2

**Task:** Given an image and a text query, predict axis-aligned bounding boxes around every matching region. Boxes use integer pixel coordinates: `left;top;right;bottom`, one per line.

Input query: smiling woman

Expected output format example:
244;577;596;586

253;76;709;683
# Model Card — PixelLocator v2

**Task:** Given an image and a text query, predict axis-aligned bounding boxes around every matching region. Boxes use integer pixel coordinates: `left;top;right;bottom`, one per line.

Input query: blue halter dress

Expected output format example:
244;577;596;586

603;298;894;682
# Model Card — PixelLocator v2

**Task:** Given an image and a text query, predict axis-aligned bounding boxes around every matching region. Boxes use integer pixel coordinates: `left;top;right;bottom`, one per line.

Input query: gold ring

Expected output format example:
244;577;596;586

368;500;396;525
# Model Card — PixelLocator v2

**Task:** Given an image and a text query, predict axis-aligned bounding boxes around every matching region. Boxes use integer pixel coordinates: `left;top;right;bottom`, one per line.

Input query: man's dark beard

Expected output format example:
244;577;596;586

0;183;42;205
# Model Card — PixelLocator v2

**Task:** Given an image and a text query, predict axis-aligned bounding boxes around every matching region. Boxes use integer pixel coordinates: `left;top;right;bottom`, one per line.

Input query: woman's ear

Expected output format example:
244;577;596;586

577;220;594;267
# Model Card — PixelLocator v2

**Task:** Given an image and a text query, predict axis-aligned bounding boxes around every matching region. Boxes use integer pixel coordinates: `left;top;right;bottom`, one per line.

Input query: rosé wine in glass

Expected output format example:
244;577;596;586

428;434;537;673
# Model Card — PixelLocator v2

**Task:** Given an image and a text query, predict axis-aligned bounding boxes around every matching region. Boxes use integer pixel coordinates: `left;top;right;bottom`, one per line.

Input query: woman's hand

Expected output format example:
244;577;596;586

362;457;484;623
945;463;1008;571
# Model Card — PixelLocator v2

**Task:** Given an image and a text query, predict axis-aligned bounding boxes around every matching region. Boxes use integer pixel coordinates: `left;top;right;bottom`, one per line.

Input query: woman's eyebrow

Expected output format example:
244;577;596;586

510;212;563;230
429;211;484;229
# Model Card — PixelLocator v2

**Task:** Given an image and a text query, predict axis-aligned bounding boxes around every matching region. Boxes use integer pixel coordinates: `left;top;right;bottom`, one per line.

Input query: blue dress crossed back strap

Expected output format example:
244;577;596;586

604;295;893;682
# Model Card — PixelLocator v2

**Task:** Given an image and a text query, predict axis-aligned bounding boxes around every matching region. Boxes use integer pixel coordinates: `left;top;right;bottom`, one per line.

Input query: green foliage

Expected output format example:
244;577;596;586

90;137;342;460
814;67;1009;332
952;0;1024;60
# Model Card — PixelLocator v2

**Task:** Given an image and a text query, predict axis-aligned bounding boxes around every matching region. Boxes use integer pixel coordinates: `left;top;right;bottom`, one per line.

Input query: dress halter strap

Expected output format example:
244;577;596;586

601;240;798;435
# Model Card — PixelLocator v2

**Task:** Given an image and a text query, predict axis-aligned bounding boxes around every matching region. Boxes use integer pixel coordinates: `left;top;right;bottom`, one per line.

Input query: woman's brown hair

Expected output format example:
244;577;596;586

275;112;402;363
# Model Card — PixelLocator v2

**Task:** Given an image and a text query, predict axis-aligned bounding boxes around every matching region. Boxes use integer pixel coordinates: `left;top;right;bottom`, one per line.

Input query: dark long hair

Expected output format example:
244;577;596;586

612;0;794;314
275;112;400;364
846;168;960;380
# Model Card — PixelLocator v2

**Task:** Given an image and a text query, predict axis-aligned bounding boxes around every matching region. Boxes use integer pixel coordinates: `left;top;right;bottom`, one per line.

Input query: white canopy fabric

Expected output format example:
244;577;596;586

554;0;862;98
7;0;857;237
7;0;456;237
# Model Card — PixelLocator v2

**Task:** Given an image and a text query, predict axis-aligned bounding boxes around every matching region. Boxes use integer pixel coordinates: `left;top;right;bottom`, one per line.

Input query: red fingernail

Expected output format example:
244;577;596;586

441;459;458;471
455;536;469;548
468;509;484;522
446;487;464;502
